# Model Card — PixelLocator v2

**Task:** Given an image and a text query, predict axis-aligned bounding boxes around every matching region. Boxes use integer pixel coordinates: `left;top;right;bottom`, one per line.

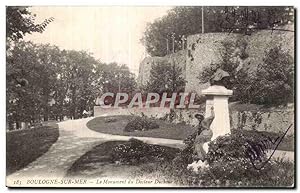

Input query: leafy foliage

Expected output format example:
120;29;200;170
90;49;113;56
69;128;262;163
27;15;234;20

94;63;136;94
124;115;159;132
148;158;293;187
6;7;136;126
198;37;249;89
110;138;179;165
6;6;54;41
244;46;294;105
145;60;186;94
206;130;269;164
172;131;198;167
198;38;294;106
7;42;61;124
57;50;100;119
7;41;137;129
139;130;294;187
233;46;294;105
142;6;293;56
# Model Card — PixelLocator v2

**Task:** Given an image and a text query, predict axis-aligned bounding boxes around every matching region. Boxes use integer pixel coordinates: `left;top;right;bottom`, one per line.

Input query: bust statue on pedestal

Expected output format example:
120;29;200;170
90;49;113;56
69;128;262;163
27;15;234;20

187;69;233;172
210;68;230;86
202;68;233;140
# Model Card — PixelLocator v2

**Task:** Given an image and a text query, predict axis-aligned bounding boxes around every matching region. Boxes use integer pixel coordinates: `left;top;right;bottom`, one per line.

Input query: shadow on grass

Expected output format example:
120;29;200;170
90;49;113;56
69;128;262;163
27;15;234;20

66;140;180;178
6;124;59;175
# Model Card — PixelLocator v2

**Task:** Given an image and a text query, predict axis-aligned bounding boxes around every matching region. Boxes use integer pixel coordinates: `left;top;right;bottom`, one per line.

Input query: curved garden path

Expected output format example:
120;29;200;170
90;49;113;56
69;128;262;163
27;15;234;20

6;116;184;187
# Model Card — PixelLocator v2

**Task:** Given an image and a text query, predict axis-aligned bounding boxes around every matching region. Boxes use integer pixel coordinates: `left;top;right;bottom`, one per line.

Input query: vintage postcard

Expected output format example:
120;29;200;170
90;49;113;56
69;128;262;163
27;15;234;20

6;6;295;188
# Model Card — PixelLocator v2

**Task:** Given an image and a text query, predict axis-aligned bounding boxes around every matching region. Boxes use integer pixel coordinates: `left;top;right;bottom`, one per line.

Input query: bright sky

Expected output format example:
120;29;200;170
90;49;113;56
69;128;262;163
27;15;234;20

24;6;171;75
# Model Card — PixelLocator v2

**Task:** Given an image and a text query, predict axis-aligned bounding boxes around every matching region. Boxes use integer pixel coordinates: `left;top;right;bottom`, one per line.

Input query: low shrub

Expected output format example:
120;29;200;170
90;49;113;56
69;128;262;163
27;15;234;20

142;129;295;187
206;130;268;164
124;116;159;132
110;138;179;165
166;159;293;187
173;131;198;167
104;117;117;123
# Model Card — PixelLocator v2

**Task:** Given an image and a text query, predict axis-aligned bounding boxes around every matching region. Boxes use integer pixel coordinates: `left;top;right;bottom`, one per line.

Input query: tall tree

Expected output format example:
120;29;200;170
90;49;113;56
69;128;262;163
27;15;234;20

248;46;294;105
7;42;62;126
145;61;186;94
6;6;54;128
95;62;136;94
57;50;99;119
7;40;137;128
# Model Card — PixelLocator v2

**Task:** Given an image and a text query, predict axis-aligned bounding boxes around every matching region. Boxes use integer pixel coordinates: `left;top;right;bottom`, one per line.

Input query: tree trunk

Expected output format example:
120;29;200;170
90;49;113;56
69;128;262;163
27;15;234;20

16;121;20;130
44;107;49;121
43;86;50;121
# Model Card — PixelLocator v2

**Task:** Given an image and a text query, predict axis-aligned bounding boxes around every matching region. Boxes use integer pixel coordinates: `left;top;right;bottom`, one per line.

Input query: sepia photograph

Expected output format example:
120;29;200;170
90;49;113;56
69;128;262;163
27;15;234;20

6;5;295;188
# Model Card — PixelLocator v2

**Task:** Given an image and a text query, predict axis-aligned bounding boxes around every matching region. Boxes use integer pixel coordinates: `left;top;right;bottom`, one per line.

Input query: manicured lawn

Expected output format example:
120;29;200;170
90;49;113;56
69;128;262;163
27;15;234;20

87;115;196;140
6;124;59;175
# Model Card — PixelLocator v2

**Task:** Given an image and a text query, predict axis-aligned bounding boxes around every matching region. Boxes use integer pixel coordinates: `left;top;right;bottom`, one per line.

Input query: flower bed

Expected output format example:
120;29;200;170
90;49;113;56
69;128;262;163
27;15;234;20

135;131;294;187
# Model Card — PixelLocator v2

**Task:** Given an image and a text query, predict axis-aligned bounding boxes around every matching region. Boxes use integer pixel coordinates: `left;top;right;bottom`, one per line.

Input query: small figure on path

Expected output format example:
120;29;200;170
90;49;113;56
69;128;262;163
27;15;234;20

82;110;89;118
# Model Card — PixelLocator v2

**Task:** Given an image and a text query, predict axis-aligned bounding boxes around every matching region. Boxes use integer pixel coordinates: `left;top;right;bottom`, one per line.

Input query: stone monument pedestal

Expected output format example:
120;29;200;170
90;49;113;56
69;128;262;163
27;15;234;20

202;85;233;140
